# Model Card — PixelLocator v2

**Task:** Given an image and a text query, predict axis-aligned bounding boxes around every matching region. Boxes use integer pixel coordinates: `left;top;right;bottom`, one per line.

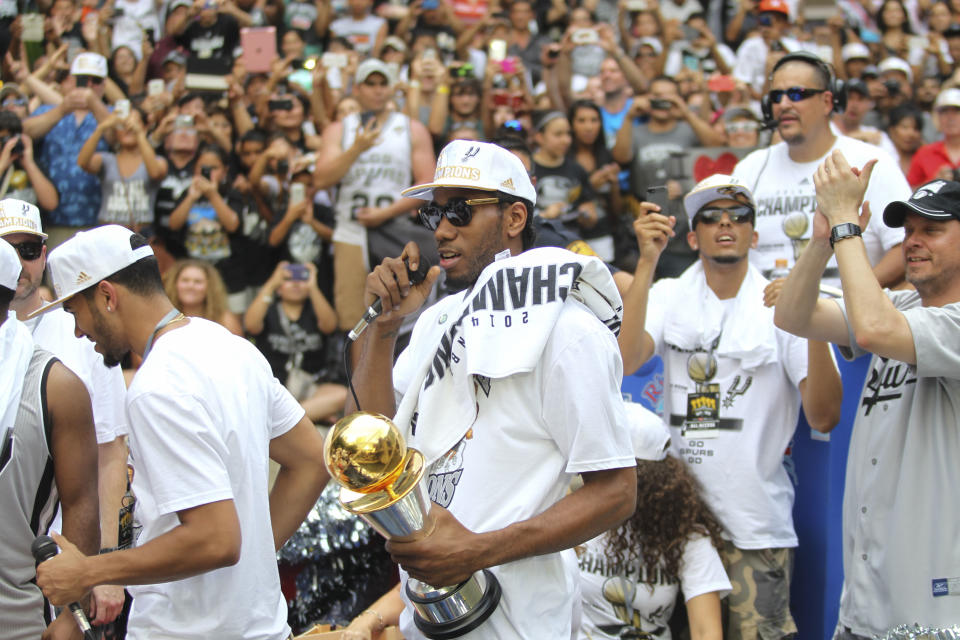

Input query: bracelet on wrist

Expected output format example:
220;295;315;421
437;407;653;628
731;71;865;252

436;84;450;95
363;609;385;632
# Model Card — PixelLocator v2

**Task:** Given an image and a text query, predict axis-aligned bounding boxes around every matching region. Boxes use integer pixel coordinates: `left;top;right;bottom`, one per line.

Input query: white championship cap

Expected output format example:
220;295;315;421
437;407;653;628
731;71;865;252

934;87;960;110
0;236;20;290
0;198;46;239
70;52;108;78
841;42;871;62
878;56;912;82
683;173;756;225
355;58;394;86
30;225;154;318
624;402;670;461
402;140;537;203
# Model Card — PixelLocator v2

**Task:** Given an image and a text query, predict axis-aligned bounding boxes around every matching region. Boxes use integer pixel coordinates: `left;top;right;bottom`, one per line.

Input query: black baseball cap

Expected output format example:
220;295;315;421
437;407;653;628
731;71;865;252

883;179;960;227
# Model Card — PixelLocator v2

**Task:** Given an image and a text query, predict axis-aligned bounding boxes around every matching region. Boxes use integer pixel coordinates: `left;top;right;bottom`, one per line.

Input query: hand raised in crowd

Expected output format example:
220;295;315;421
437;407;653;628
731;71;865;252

266;260;292;292
540;202;567;219
632;201;676;263
19;133;36;167
352;117;382;153
596;23;618;53
191;172;217;199
540;43;562;68
270;54;297;80
589;163;619;190
813;150;876;229
63;87;94;112
0;134;23;172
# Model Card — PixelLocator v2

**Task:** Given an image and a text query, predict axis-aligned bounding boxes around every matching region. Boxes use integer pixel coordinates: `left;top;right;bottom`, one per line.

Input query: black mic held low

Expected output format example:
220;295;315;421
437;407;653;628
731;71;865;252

32;535;98;640
348;258;432;341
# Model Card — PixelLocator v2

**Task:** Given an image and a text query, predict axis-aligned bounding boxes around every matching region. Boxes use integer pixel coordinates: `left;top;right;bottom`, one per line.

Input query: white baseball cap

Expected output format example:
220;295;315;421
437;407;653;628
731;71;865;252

0;198;47;239
70;52;108;78
355;58;394;86
878;56;912;82
934;88;960;110
625;402;670;461
841;42;871;62
30;225;154;318
0;236;20;290
683;173;756;224
401;140;537;203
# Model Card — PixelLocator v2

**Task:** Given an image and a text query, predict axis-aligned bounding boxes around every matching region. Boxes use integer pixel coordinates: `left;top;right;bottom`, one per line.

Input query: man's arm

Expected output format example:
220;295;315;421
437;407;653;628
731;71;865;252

618;202;674;374
268;415;328;550
38;499;242;606
313;119;379;190
611;105;637;165
48;362;100;558
386;466;636;587
23;103;68;139
797;340;843;433
812;151;917;363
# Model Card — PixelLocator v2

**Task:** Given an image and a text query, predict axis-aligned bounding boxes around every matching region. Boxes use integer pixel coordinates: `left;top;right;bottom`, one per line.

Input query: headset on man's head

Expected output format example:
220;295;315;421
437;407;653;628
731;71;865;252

761;51;847;122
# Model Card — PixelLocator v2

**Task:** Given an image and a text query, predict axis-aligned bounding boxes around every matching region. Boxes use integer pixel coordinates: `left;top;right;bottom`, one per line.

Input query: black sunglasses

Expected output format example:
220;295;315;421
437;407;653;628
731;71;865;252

418;197;500;231
768;86;826;104
8;240;44;261
694;204;754;226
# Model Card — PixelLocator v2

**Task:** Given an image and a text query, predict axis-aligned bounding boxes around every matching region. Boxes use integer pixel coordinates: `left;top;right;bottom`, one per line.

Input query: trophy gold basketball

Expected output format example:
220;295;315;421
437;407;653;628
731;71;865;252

324;412;501;639
782;211;810;260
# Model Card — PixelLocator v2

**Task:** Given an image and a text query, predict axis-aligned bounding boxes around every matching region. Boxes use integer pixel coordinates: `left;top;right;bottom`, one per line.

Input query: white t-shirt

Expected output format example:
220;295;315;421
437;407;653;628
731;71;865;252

733;36;811;94
124;318;303;640
836;291;960;636
578;532;731;640
329;14;385;54
24;307;127;444
646;266;808;549
392;292;635;640
734;134;909;288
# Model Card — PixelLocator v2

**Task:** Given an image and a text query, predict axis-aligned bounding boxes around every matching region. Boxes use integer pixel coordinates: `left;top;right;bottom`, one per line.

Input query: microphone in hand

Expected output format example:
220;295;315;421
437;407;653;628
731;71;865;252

32;535;97;640
349;257;433;341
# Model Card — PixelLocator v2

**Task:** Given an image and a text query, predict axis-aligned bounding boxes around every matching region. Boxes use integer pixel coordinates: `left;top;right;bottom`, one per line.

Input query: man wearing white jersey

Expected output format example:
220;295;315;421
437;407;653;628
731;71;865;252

775;155;960;639
314;58;435;331
0;199;128;627
734;52;909;290
33;225;329;640
620;174;842;639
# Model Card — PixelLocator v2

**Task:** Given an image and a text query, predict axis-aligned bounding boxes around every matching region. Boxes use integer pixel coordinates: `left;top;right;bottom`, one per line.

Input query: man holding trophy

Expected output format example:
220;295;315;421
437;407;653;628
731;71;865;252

339;140;638;639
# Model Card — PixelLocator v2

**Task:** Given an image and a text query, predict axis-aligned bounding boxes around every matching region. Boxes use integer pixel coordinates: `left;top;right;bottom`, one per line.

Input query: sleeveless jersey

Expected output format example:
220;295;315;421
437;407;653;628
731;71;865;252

332;111;412;251
0;349;59;640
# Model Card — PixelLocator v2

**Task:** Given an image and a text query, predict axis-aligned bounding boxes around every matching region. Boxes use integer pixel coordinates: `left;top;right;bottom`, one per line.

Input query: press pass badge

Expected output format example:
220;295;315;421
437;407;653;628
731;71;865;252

683;351;720;438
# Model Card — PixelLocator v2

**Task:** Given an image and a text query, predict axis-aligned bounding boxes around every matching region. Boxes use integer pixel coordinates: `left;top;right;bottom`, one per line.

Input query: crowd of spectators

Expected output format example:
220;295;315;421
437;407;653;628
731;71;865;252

2;0;959;635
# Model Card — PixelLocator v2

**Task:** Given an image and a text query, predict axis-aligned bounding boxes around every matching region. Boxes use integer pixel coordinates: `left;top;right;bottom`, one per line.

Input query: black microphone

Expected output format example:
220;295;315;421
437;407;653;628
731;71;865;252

349;258;432;341
760;117;781;131
32;535;98;640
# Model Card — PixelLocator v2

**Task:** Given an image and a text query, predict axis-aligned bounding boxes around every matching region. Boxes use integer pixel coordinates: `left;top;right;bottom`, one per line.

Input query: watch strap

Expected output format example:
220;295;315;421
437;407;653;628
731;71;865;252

830;222;862;248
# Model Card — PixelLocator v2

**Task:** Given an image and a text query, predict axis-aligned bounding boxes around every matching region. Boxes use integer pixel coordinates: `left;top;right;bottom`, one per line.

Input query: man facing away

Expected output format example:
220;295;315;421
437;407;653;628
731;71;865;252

774;151;960;639
34;225;329;640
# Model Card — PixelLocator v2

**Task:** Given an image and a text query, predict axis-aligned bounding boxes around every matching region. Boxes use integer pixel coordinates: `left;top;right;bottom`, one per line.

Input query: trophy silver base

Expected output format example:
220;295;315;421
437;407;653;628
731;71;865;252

405;569;502;639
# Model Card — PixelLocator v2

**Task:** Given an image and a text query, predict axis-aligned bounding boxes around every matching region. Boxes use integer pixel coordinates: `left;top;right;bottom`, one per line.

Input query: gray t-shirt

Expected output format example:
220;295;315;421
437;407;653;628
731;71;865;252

627;121;699;199
835;289;960;636
97;152;159;228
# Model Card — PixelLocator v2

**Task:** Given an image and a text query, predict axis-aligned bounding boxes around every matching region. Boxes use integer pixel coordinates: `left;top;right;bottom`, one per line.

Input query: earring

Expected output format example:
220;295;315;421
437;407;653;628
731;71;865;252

106;306;111;312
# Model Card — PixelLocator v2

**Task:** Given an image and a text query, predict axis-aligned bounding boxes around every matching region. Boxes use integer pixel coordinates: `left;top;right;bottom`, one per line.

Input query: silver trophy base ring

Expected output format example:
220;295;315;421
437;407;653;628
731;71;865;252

406;569;502;639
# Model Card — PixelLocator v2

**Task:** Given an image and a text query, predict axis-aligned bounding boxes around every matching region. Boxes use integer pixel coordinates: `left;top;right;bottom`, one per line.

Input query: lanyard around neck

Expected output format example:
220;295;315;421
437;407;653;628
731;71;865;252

142;309;186;360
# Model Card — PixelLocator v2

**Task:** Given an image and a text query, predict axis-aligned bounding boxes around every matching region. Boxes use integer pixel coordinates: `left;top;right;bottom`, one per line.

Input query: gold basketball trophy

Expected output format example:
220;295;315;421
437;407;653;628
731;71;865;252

782;211;810;261
324;412;502;639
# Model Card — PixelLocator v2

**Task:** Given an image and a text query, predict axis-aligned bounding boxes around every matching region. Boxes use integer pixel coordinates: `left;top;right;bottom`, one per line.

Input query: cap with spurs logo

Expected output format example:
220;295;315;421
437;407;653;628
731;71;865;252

883;179;960;227
401;140;537;204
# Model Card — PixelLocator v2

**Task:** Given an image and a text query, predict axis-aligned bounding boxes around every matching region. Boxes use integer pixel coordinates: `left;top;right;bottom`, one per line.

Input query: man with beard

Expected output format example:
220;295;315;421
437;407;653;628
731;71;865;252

33;225;329;640
734;52;909;289
619;174;842;639
347;140;637;639
774;153;960;639
1;200;129;627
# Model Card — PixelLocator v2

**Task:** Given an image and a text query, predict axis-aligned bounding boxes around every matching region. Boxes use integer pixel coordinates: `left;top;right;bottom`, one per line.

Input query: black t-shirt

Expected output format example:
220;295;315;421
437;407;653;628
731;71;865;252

154;156;196;257
534;155;597;235
177;13;239;66
251;302;327;384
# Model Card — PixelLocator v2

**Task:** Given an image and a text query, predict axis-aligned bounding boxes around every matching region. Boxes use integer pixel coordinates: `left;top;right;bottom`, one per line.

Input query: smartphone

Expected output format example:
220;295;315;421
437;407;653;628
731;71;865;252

147;78;165;96
499;57;517;74
115;99;130;119
422;48;437;62
76;76;91;88
174;114;195;129
287;263;309;281
360;110;376;128
268;99;294;111
571;28;599;45
488;39;507;63
645;185;670;214
290;182;306;205
200;165;213;180
144;27;156;46
321;52;348;68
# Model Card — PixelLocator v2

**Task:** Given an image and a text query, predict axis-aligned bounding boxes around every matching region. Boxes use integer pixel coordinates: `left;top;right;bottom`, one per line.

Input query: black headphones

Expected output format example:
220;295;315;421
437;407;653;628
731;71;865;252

761;51;847;122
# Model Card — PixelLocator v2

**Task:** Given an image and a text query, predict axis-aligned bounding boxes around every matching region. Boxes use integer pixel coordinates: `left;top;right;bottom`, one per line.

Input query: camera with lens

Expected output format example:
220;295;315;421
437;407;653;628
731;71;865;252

883;79;901;96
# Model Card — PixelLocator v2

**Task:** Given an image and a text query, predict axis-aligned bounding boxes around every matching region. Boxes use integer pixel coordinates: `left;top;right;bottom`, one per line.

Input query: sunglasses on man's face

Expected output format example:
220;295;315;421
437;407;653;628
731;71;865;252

767;86;826;104
8;240;44;261
418;197;500;231
694;204;754;226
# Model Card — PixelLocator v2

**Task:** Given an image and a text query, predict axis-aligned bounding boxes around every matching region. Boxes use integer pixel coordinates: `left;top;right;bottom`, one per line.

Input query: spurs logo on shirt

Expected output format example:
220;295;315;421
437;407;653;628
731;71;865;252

427;437;468;507
861;357;917;415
